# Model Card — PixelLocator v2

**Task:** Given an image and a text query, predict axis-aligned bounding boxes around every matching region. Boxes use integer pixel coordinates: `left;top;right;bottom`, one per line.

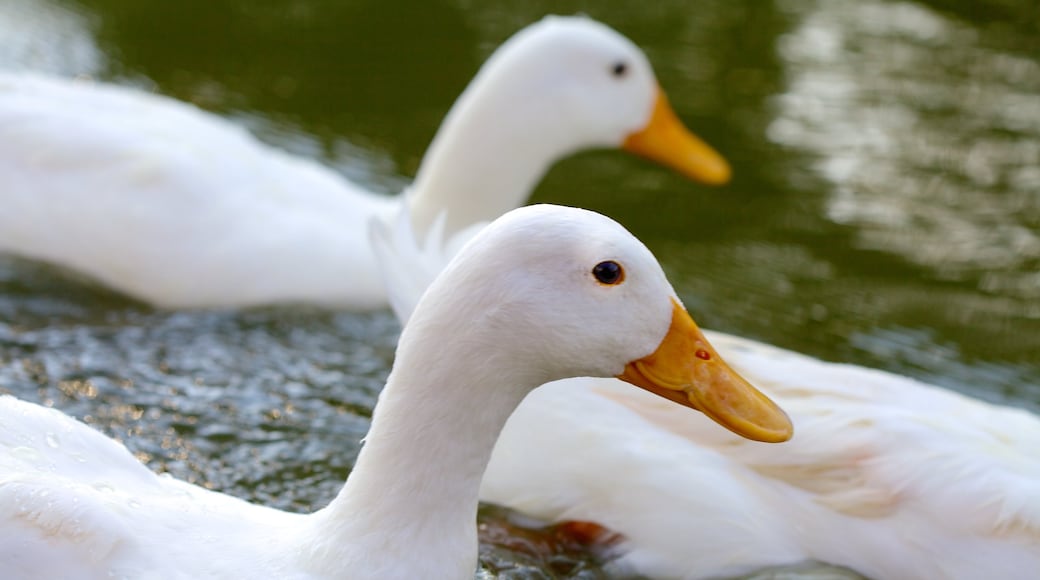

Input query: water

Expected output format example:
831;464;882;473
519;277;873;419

0;0;1037;577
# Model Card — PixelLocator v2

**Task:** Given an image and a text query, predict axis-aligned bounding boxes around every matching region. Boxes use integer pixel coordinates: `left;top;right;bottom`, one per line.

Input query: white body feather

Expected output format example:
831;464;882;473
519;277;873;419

0;72;395;309
481;331;1040;579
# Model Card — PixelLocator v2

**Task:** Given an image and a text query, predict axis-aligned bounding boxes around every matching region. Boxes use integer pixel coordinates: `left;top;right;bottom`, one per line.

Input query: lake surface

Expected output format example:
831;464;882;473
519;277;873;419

1;0;1037;577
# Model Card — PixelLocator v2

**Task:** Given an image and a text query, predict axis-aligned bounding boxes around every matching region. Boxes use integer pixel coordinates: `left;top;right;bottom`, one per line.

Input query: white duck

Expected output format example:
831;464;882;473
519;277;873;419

0;15;728;309
0;204;792;579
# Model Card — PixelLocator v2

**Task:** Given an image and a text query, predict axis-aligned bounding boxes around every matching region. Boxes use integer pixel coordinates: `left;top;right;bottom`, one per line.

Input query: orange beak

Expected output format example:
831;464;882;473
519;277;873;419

617;299;792;443
623;87;731;186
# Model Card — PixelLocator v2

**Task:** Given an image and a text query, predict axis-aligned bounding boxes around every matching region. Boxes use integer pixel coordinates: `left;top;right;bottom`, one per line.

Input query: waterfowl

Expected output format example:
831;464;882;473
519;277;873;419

0;204;791;579
0;15;728;309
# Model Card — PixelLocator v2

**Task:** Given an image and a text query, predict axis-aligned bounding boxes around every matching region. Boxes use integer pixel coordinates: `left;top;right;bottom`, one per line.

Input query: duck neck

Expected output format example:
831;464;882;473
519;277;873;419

405;71;578;240
304;312;547;577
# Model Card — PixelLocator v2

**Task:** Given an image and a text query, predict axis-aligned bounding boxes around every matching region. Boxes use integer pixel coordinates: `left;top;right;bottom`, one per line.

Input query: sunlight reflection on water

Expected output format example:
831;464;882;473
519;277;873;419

770;0;1040;298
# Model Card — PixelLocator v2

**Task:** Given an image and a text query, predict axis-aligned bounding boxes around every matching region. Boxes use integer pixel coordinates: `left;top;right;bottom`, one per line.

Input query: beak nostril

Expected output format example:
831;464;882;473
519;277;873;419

615;298;791;443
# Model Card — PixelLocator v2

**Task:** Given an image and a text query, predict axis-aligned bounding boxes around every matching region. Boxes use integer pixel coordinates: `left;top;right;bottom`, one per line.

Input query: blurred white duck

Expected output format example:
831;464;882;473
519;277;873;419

0;205;792;579
0;15;728;309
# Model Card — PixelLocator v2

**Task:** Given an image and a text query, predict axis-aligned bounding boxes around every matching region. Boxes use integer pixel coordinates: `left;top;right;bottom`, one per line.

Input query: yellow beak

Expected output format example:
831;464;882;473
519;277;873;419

617;299;793;443
623;88;731;186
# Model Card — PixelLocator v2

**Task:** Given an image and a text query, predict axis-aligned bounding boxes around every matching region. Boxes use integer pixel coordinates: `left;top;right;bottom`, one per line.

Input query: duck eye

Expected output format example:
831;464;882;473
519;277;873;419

611;61;628;78
592;261;624;285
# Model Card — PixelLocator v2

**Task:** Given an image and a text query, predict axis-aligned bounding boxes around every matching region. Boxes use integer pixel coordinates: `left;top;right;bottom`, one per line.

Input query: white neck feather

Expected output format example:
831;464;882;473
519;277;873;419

405;59;585;239
297;297;549;578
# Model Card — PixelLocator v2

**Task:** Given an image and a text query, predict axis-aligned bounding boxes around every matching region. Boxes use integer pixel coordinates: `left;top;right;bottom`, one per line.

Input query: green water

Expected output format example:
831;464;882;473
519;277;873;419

1;0;1037;577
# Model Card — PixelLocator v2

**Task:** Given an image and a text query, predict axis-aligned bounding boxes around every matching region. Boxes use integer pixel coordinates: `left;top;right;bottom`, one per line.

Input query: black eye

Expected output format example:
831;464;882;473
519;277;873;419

592;261;624;285
611;61;628;78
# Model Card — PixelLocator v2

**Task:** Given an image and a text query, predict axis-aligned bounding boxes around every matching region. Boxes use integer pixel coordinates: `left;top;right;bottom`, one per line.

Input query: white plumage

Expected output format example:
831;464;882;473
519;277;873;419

479;328;1040;579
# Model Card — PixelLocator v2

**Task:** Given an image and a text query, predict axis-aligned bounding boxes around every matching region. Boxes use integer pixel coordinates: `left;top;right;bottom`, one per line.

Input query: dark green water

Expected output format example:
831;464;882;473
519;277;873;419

1;0;1038;577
